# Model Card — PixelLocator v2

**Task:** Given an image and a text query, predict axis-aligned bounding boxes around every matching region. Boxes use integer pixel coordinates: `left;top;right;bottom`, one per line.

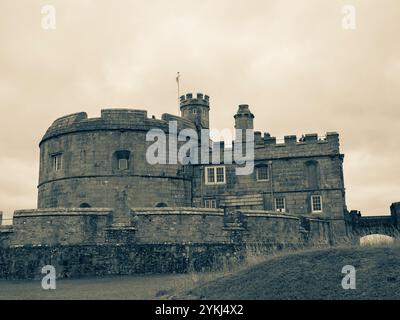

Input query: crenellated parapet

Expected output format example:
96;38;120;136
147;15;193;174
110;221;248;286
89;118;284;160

179;93;210;108
180;93;210;130
252;132;340;157
254;132;339;147
40;109;196;145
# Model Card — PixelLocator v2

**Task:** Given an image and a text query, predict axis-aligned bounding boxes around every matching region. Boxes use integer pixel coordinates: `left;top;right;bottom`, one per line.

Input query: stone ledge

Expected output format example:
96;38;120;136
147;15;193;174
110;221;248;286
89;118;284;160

241;209;300;220
0;226;14;233
223;223;246;231
131;207;224;216
105;224;137;231
14;208;113;218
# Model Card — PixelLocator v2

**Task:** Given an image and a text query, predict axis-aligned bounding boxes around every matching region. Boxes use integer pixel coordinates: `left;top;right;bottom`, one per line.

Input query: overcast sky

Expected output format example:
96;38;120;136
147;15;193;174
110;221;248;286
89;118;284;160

0;0;399;221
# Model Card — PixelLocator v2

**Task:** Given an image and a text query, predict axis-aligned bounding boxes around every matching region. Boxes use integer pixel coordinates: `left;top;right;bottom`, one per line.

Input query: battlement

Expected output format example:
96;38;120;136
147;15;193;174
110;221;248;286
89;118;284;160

180;93;210;109
254;132;339;148
40;108;198;144
101;109;148;121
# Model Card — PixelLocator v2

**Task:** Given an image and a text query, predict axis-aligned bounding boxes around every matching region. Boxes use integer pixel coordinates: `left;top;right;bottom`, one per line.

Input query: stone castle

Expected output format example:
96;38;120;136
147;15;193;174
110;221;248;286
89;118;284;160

0;93;399;278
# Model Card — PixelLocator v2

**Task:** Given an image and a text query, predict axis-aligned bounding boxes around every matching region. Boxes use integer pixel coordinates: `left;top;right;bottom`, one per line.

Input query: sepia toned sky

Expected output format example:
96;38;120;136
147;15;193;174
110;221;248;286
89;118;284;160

0;0;399;222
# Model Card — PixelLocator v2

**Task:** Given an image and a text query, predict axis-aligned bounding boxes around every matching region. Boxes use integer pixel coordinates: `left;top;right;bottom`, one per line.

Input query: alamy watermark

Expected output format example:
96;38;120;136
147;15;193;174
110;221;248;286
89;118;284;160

146;121;254;175
41;265;56;290
41;5;56;30
341;5;356;30
341;265;356;290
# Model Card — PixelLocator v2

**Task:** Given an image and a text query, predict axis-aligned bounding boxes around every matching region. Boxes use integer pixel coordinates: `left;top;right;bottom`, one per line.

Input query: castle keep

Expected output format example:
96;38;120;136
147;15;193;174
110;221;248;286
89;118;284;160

0;92;346;246
37;93;345;220
2;92;397;278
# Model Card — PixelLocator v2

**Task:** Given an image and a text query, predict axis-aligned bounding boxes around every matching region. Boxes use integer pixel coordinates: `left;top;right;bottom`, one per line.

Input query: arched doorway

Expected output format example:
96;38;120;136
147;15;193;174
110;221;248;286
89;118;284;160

79;203;92;208
360;234;395;246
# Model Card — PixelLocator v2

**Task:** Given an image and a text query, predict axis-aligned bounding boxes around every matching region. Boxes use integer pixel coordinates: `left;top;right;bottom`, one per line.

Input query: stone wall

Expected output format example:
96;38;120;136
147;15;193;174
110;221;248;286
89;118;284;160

6;208;112;246
130;208;333;246
0;244;244;280
0;207;334;248
0;207;337;279
131;208;230;243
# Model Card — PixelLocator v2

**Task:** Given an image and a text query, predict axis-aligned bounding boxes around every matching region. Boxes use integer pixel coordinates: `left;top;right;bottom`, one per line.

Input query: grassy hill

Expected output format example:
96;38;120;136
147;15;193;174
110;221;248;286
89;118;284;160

185;245;400;300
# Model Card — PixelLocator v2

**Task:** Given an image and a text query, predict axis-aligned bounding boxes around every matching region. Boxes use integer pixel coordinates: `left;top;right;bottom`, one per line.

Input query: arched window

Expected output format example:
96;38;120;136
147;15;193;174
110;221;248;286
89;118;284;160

155;203;168;208
305;160;319;189
79;203;91;208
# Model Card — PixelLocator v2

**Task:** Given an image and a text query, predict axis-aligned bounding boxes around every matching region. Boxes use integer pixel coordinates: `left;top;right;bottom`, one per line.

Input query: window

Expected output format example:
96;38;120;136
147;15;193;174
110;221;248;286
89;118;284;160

51;154;62;172
114;150;131;171
205;166;226;185
204;199;217;208
256;166;269;181
207;167;215;183
216;167;225;183
79;203;91;208
275;197;286;212
305;161;319;189
118;158;128;170
311;195;323;213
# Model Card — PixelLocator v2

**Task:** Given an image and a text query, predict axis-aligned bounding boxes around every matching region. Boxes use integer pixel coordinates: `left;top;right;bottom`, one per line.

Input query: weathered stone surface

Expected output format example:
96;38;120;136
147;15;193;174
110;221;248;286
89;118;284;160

0;244;245;280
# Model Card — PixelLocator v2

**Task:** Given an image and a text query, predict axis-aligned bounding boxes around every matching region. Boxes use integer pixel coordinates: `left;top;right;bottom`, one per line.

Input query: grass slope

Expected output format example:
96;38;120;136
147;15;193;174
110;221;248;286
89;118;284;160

187;246;400;300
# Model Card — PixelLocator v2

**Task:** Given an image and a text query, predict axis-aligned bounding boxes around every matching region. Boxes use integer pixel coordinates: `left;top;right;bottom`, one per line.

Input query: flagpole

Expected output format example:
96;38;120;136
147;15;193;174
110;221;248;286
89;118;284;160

176;72;180;113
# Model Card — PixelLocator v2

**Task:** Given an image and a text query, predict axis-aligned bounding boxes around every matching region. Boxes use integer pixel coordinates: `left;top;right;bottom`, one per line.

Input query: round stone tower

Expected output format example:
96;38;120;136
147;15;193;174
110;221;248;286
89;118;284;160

37;109;196;218
180;93;210;130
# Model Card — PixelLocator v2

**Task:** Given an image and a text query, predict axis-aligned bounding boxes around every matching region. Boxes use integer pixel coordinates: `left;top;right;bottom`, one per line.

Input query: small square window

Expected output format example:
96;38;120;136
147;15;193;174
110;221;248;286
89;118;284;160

311;195;323;213
114;150;130;171
51;154;62;172
275;197;286;212
204;199;217;208
118;158;128;170
256;166;269;181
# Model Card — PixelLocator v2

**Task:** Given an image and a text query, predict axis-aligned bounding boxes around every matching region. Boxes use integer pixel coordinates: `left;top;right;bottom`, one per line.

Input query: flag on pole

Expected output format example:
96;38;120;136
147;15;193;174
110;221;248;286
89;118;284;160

176;72;181;110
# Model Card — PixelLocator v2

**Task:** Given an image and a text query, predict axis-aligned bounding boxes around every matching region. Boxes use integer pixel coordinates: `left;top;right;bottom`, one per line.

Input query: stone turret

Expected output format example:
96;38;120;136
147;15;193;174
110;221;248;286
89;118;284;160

180;93;210;131
234;104;254;142
234;104;254;130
